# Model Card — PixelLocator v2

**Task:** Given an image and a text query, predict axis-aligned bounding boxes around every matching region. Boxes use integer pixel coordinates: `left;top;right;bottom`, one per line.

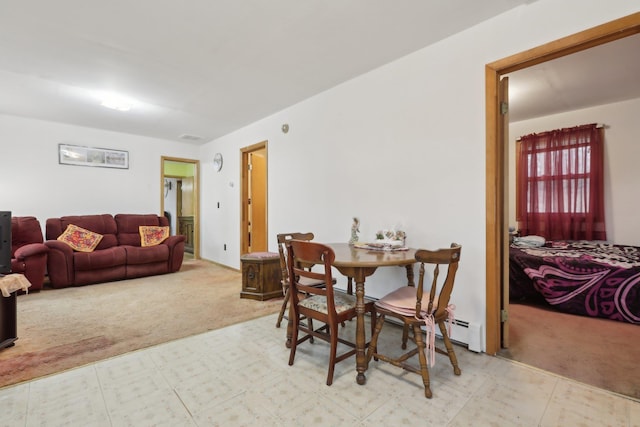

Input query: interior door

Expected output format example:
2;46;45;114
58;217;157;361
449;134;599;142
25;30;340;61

249;150;267;252
499;76;510;348
241;142;268;254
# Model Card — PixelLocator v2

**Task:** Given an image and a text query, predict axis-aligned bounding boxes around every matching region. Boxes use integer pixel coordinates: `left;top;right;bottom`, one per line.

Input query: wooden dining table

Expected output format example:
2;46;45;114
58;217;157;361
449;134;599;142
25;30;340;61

328;242;416;385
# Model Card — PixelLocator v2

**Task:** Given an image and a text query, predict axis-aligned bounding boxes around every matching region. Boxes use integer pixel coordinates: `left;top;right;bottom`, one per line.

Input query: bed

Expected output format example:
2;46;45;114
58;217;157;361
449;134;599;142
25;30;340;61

509;240;640;324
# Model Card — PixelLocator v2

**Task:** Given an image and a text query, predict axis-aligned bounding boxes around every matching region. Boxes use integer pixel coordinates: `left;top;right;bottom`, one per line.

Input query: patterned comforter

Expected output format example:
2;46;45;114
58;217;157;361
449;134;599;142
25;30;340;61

509;241;640;324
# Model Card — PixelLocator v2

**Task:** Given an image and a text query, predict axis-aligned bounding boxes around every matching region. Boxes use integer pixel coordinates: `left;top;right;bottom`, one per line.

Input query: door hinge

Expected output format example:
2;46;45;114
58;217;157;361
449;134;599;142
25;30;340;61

501;309;508;322
247;163;253;171
500;101;509;115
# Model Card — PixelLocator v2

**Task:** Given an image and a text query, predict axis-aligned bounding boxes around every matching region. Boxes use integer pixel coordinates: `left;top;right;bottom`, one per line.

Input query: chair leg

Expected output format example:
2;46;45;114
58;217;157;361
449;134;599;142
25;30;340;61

369;309;377;341
288;315;299;367
278;288;316;342
275;286;290;328
326;323;338;386
438;321;461;375
342;278;352;327
368;309;378;358
412;323;433;399
308;317;314;343
401;324;409;349
366;314;385;367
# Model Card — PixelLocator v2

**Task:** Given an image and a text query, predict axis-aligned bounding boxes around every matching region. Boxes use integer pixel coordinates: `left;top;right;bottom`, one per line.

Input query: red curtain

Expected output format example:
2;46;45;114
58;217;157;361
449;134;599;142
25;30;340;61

516;124;606;241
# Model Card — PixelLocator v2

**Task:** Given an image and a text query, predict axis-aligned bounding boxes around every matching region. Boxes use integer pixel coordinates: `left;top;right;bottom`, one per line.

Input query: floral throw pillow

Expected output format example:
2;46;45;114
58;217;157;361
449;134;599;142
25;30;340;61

139;226;169;247
57;224;103;252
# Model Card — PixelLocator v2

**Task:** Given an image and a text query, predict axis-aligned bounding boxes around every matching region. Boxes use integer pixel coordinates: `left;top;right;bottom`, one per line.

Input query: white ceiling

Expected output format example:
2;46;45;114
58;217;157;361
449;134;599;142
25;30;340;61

507;33;640;122
0;0;533;143
1;1;636;143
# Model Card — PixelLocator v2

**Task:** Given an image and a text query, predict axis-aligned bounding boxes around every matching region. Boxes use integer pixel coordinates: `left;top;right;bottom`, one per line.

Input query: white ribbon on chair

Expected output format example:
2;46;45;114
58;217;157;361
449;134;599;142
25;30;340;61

417;303;456;367
445;304;456;337
418;312;437;367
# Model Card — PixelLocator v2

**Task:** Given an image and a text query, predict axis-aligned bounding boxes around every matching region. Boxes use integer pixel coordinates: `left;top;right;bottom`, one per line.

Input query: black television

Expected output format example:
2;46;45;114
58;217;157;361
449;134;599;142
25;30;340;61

0;211;11;274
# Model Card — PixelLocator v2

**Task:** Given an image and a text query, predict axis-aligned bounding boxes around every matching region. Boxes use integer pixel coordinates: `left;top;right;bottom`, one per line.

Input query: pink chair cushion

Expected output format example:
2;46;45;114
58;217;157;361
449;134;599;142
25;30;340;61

375;286;438;317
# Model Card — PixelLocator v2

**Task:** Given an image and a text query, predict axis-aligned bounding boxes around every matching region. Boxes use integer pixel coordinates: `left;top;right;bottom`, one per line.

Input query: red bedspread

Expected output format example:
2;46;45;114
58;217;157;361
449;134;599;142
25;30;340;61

509;241;640;324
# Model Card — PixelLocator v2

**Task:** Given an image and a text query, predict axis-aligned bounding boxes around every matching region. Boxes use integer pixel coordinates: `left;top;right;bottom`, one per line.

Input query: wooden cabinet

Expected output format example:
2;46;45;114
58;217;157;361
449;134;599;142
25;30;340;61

178;216;194;253
240;252;283;300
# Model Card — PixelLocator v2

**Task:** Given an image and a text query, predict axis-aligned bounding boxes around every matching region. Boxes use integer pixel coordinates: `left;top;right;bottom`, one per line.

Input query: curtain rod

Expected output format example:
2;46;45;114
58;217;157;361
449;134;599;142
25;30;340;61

515;123;606;141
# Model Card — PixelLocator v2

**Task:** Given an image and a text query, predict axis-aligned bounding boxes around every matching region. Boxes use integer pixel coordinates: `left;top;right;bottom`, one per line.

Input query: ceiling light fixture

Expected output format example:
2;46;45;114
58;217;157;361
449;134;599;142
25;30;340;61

179;134;204;141
99;92;136;112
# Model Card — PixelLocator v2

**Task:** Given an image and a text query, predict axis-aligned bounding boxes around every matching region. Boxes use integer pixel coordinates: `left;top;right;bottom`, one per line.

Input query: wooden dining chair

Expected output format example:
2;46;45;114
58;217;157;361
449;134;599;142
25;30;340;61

287;239;377;385
366;243;462;398
275;232;330;328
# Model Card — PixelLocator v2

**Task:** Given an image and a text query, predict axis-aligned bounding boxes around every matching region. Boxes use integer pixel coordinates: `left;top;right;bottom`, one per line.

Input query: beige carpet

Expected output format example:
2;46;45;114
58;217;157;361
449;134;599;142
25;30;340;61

0;259;283;389
499;301;640;400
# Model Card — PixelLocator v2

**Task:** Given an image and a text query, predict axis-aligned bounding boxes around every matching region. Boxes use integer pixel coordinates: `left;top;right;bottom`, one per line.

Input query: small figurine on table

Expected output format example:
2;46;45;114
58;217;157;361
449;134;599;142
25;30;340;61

349;217;360;245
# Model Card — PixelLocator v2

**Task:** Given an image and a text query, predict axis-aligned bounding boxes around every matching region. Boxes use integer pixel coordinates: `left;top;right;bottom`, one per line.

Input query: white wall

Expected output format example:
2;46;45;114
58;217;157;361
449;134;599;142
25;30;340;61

509;97;640;246
0;114;199;233
198;0;640;351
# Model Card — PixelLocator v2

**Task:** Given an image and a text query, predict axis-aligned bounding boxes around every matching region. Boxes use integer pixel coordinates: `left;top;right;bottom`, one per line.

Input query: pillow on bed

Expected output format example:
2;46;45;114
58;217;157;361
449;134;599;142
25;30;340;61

513;235;546;248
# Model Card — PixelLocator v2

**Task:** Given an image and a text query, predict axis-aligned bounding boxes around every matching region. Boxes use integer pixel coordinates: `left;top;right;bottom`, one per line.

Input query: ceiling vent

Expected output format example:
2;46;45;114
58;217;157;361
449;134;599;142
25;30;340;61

179;133;204;141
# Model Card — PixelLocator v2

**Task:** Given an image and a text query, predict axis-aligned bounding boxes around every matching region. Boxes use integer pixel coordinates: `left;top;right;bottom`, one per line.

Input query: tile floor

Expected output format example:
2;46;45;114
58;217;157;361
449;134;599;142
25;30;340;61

1;313;639;426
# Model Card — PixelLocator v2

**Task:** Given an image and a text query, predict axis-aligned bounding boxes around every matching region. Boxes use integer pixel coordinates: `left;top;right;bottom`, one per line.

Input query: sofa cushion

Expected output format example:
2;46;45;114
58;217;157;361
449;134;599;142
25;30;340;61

115;214;164;247
125;245;169;265
139;226;169;247
73;246;127;271
57;224;103;252
47;214;118;250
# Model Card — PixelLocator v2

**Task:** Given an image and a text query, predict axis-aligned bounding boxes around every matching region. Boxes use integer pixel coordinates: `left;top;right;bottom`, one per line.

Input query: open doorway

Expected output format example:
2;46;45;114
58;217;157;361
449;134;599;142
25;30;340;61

240;141;268;254
161;156;200;259
485;13;640;354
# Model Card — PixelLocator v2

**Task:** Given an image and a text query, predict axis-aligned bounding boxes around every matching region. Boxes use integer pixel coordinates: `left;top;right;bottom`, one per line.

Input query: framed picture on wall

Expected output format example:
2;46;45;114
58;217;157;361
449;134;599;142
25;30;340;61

58;143;129;169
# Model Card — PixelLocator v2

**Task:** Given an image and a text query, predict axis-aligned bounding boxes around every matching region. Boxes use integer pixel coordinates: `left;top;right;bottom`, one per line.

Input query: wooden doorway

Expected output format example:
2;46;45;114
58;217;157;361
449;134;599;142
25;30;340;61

161;156;200;259
485;12;640;354
240;141;268;254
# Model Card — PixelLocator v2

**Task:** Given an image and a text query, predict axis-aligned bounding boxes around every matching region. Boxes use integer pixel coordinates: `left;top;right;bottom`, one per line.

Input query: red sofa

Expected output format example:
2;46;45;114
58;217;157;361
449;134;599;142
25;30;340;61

45;213;185;288
11;216;49;292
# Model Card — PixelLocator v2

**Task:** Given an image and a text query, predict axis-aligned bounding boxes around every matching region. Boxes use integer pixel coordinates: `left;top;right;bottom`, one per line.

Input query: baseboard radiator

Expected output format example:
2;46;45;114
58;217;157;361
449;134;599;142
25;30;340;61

378;316;483;353
434;319;483;353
